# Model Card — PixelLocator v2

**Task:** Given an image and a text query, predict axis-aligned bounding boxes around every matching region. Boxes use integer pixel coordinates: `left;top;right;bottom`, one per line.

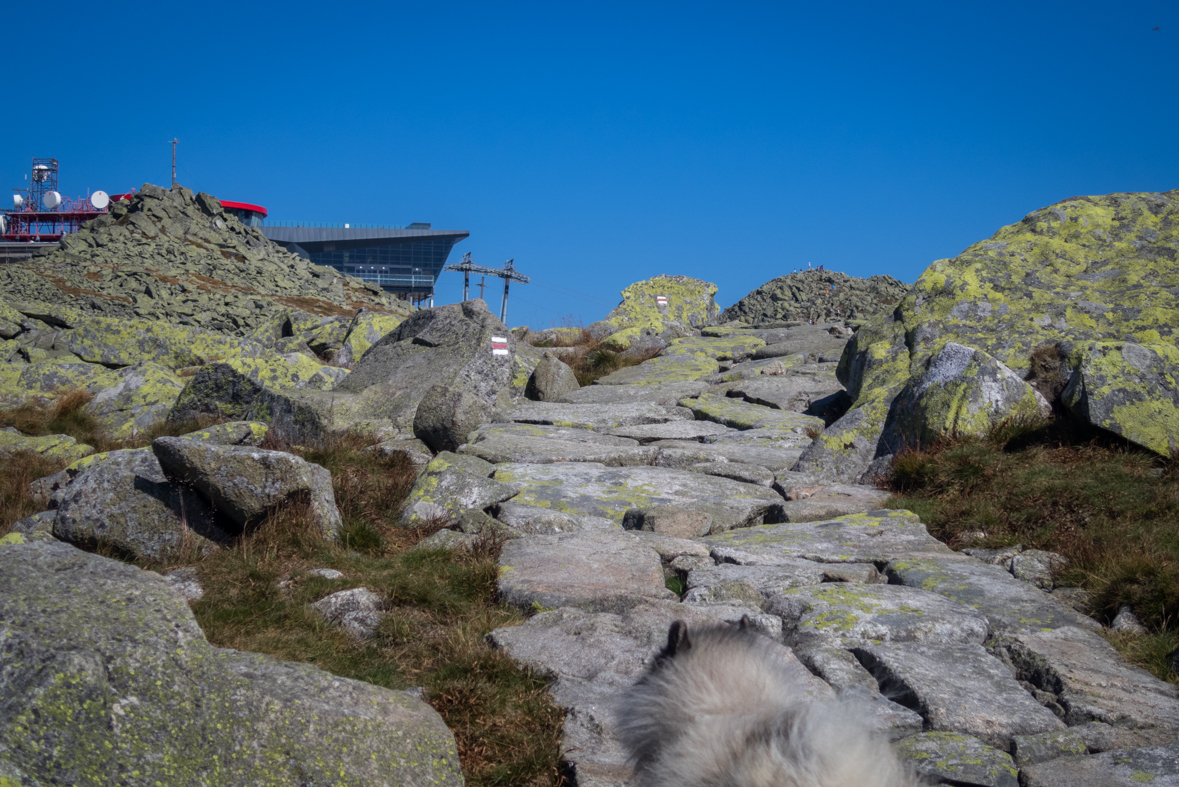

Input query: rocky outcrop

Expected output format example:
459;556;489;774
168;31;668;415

0;183;412;337
525;351;580;401
797;189;1179;480
335;299;517;451
722;269;909;324
0;536;463;786
590;274;720;339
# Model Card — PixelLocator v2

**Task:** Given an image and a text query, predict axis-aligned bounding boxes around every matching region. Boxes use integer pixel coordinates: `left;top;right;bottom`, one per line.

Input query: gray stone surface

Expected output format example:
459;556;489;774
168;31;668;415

776;483;893;522
152;437;341;538
497;530;676;613
309;587;385;639
492;461;784;532
768;583;990;650
0;537;463;787
727;374;845;414
460;422;658;466
887;556;1099;633
1011;729;1089;768
174;420;269;446
702;509;955;565
400;451;520;527
1021;741;1179;787
606;420;737;443
505;401;691;431
555;380;709;406
1011;549;1068;590
997;625;1179;731
622;504;714;538
682;561;829;607
853;641;1065;748
526;351;580;401
494;501;616;533
53;449;231;561
688;460;775;487
650;440;804;471
163;566;204;602
895;731;1019;787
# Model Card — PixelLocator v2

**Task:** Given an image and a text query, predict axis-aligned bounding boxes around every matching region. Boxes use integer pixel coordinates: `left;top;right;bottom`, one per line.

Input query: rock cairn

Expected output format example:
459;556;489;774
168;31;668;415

0;183;412;336
721;269;909;325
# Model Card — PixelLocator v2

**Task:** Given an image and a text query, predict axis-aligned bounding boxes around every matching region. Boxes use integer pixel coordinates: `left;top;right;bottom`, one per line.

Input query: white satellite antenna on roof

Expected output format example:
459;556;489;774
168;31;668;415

43;191;61;209
12;194;23;209
90;191;110;210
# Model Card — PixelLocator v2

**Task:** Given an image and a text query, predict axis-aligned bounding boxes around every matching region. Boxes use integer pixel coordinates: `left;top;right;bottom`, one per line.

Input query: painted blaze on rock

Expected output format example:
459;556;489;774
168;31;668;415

798;189;1179;480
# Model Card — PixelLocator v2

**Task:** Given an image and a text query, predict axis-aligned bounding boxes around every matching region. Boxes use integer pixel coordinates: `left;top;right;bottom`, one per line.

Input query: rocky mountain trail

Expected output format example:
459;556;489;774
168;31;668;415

5;191;1179;785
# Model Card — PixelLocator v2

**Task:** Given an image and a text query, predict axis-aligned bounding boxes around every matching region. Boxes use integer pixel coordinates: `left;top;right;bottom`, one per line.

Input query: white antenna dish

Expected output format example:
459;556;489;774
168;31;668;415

13;194;23;209
0;216;6;234
32;165;50;182
90;191;110;210
43;191;62;209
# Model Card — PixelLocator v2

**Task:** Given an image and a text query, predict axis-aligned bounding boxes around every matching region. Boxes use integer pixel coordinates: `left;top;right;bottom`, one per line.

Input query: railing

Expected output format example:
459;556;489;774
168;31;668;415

352;272;438;287
259;221;411;230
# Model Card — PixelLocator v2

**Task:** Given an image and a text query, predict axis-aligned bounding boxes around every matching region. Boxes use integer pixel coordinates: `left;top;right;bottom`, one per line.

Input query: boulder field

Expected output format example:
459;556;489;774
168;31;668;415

4;188;1179;785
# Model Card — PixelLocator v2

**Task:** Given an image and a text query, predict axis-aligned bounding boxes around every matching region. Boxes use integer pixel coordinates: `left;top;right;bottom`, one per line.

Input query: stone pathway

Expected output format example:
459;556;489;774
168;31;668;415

408;322;1179;787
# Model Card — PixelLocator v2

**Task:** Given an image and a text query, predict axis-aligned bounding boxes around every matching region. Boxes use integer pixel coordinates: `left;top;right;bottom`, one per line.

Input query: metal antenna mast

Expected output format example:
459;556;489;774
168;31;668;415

444;253;530;324
171;139;178;187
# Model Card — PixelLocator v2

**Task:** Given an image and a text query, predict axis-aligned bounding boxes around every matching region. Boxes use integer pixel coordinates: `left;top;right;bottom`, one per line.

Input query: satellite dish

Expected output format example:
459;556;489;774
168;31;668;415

90;191;110;210
13;194;23;209
0;216;7;235
43;191;61;209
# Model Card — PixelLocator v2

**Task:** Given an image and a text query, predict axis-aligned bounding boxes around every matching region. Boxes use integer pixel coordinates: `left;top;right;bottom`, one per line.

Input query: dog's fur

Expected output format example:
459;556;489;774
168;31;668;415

617;619;923;787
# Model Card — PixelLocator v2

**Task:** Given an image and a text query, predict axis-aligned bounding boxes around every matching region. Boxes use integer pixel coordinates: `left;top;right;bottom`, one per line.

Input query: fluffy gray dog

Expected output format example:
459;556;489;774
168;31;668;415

617;618;924;787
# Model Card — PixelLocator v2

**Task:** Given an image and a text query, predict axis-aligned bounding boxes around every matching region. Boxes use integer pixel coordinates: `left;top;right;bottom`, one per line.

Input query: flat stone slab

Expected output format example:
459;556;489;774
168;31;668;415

494;501;616;534
492;462;784;532
498;530;676;613
887;557;1099;634
777;483;893;522
594;354;719;385
680;392;825;434
702;509;956;565
683;561;830;607
853;642;1065;748
700;425;816;449
460;423;658;466
556;381;709;406
998;625;1179;731
606;420;737;443
650;440;804;472
895;732;1020;787
728;374;845;413
504;401;691;431
1021;741;1179;786
767;583;990;650
689;461;775;487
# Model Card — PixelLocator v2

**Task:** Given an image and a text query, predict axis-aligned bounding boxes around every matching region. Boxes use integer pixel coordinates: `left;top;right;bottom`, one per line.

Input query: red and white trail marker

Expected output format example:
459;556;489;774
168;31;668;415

656;296;668;306
491;336;510;356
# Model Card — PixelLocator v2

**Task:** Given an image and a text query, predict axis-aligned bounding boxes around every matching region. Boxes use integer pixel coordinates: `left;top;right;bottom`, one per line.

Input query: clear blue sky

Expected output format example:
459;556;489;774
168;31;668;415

4;1;1175;329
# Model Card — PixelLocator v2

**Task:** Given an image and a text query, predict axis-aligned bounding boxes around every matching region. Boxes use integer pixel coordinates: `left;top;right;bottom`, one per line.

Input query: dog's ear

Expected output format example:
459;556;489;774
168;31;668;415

665;620;691;657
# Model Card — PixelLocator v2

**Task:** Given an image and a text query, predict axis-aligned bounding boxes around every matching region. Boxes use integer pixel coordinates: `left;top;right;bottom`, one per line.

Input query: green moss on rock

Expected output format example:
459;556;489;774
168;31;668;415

599;274;720;332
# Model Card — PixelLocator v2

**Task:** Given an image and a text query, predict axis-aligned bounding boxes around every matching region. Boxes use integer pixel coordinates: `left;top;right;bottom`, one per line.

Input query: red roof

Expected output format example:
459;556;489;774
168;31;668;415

220;200;268;217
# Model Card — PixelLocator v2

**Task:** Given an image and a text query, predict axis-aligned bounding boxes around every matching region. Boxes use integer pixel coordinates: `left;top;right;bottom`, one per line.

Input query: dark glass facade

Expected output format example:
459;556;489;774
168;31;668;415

309;237;458;289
